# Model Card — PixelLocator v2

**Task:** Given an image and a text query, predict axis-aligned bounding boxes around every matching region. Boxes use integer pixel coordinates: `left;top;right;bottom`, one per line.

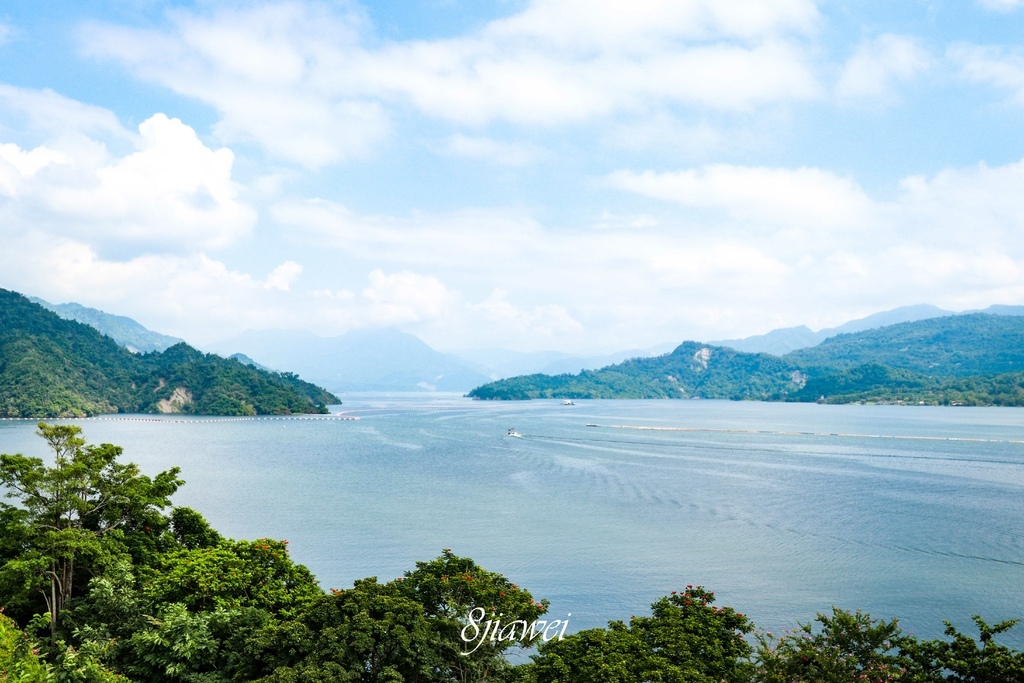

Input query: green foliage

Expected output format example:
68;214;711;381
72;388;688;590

900;616;1024;683
0;288;338;417
144;539;321;616
0;423;183;641
786;314;1024;378
169;507;223;550
754;608;908;683
523;586;753;683
245;578;443;683
469;343;804;401
0;612;53;682
29;298;184;354
245;550;548;683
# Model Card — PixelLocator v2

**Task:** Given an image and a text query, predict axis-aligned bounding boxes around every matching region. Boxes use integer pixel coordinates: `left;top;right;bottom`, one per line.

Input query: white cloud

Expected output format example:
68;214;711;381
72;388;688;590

361;269;456;325
81;0;822;164
0;143;69;196
0;84;132;142
836;34;932;103
607;164;873;230
0;112;256;253
271;199;545;266
265;261;303;291
949;44;1024;104
470;290;582;337
82;3;389;168
976;0;1024;11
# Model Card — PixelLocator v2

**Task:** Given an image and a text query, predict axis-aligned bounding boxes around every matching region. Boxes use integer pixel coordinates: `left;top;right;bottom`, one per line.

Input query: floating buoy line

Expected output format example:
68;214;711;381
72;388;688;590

585;423;1024;445
0;415;359;423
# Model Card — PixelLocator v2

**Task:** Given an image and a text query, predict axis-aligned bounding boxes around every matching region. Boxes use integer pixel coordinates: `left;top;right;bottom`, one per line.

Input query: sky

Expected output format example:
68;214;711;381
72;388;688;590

2;0;1024;354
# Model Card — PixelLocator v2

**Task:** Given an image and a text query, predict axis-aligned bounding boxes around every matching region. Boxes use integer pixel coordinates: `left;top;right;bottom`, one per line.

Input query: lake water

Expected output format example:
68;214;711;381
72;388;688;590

2;396;1024;647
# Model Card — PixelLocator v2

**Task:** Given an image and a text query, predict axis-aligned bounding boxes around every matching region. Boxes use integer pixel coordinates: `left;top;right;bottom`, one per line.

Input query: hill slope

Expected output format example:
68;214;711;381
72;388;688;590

28;297;185;353
0;289;338;417
469;342;806;400
786;313;1024;377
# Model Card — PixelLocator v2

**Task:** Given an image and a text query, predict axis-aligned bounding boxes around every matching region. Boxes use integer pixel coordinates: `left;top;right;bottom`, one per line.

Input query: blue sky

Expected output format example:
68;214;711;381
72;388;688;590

2;0;1024;353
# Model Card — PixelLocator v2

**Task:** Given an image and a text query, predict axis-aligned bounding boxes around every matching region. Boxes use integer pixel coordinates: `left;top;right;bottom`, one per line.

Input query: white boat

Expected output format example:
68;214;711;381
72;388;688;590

506;428;524;437
562;400;575;405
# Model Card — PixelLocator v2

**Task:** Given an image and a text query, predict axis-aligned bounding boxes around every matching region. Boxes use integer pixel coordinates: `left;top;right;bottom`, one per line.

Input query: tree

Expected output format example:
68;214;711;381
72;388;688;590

244;550;549;683
524;585;753;683
754;608;909;683
0;423;182;642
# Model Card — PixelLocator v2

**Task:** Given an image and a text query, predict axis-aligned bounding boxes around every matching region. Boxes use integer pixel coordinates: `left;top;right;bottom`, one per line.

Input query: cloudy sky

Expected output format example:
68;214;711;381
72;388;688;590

2;0;1024;353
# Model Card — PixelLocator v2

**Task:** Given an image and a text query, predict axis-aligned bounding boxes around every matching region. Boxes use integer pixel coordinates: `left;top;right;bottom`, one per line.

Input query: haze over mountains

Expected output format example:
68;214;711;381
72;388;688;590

22;291;1024;394
207;329;491;393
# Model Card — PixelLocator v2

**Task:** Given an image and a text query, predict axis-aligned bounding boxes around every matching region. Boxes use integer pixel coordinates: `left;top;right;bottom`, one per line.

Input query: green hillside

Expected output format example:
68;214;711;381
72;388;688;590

0;288;338;417
786;313;1024;376
469;341;805;400
29;297;185;352
469;314;1024;406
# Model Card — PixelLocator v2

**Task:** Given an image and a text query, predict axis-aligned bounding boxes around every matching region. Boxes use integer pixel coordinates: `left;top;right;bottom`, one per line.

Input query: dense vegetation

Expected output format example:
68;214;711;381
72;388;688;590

2;425;1023;682
469;342;805;401
469;314;1024;405
0;289;338;417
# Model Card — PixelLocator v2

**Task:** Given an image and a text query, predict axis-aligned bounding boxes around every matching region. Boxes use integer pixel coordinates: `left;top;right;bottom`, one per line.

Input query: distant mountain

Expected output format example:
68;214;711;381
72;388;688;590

229;352;273;372
454;342;677;379
711;304;954;355
209;328;491;393
1;289;338;417
28;297;185;353
469;313;1024;406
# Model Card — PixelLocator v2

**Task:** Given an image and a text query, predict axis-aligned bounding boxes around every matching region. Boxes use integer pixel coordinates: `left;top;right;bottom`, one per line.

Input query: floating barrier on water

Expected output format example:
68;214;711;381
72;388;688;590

0;415;359;423
585;423;1024;444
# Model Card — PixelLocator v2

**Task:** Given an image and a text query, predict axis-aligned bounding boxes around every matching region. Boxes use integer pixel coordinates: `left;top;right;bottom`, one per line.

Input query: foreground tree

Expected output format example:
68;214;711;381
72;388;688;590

522;585;753;683
0;423;182;642
244;550;549;683
754;608;908;683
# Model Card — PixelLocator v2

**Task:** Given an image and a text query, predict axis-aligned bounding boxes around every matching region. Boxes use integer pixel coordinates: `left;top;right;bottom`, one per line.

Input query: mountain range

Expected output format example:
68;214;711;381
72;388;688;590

0;289;337;418
469;313;1024;406
18;291;1024;401
207;328;492;393
711;304;1024;355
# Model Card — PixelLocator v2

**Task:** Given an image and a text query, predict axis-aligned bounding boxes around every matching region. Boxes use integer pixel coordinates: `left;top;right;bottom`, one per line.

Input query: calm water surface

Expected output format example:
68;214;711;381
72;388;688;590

2;396;1023;645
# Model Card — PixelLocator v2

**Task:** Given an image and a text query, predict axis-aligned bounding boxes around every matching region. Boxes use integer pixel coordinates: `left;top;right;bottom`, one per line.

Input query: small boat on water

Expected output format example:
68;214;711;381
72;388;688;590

506;428;524;437
562;400;575;405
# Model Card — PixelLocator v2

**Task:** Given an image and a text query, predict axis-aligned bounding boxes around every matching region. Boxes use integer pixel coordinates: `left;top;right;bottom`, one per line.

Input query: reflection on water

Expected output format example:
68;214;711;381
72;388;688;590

2;396;1023;645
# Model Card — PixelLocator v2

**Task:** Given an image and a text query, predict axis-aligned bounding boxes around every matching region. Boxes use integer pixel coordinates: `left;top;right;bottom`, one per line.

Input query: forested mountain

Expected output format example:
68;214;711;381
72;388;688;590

786;313;1024;376
28;296;185;353
710;304;954;355
469;342;805;400
0;288;338;417
469;313;1024;405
